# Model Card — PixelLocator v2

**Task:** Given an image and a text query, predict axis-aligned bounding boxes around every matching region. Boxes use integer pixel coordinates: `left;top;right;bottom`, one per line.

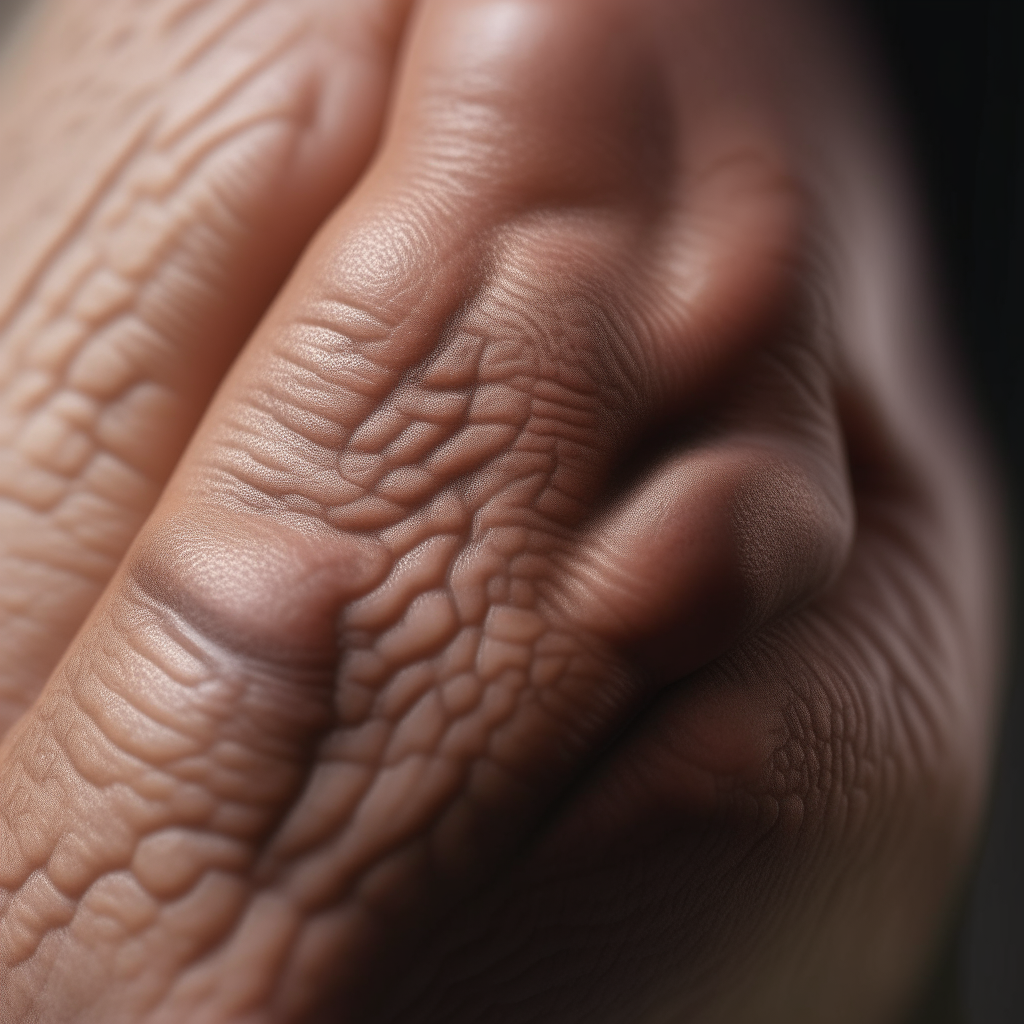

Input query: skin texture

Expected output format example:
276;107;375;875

0;0;411;730
0;0;1003;1022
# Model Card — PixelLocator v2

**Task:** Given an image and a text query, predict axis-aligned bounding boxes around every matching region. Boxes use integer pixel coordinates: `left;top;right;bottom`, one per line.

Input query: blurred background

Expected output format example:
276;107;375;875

0;0;1020;1020
858;3;1024;1022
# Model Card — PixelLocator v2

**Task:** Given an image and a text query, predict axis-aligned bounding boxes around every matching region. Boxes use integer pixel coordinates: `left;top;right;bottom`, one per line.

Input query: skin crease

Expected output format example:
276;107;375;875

0;0;413;732
0;1;1003;1023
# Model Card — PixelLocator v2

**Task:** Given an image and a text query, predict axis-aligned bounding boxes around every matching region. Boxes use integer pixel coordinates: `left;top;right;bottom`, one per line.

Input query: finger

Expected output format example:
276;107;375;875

0;0;809;1019
372;0;803;406
0;0;413;733
561;330;854;681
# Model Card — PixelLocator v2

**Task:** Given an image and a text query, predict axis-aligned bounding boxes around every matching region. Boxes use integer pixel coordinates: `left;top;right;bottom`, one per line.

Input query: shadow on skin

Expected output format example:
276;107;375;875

0;1;1001;1022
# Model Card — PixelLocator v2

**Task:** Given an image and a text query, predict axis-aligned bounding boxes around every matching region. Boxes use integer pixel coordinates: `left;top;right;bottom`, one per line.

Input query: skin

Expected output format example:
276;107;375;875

0;0;413;730
0;0;1003;1022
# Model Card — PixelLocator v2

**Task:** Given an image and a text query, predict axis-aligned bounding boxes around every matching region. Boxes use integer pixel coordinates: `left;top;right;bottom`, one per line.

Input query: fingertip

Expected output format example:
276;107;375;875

565;437;853;685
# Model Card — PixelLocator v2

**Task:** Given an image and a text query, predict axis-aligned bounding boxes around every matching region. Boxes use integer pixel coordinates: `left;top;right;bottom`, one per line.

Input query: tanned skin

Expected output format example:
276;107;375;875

0;1;1002;1021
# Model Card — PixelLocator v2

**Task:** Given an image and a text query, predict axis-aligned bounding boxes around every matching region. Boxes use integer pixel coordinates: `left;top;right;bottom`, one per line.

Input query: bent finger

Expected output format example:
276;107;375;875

563;330;853;681
0;1;809;1019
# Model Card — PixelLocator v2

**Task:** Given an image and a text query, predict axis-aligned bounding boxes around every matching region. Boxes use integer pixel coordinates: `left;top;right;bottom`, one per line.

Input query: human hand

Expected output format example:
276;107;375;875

0;1;1001;1022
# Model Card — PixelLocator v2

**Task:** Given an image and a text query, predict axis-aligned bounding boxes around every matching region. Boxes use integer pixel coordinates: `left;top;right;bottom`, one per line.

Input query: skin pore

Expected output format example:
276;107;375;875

0;0;1002;1022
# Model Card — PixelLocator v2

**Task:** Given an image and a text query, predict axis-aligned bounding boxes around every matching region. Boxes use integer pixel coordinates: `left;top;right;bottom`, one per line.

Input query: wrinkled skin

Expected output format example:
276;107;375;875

0;0;1002;1022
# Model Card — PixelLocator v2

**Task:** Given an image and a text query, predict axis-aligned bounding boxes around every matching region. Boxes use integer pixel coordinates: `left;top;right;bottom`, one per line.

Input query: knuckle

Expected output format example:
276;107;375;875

732;448;854;619
126;509;389;673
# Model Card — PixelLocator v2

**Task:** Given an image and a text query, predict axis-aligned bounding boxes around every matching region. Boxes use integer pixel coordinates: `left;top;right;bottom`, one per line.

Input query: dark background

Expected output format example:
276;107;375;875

857;2;1024;1021
1;0;1021;1020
